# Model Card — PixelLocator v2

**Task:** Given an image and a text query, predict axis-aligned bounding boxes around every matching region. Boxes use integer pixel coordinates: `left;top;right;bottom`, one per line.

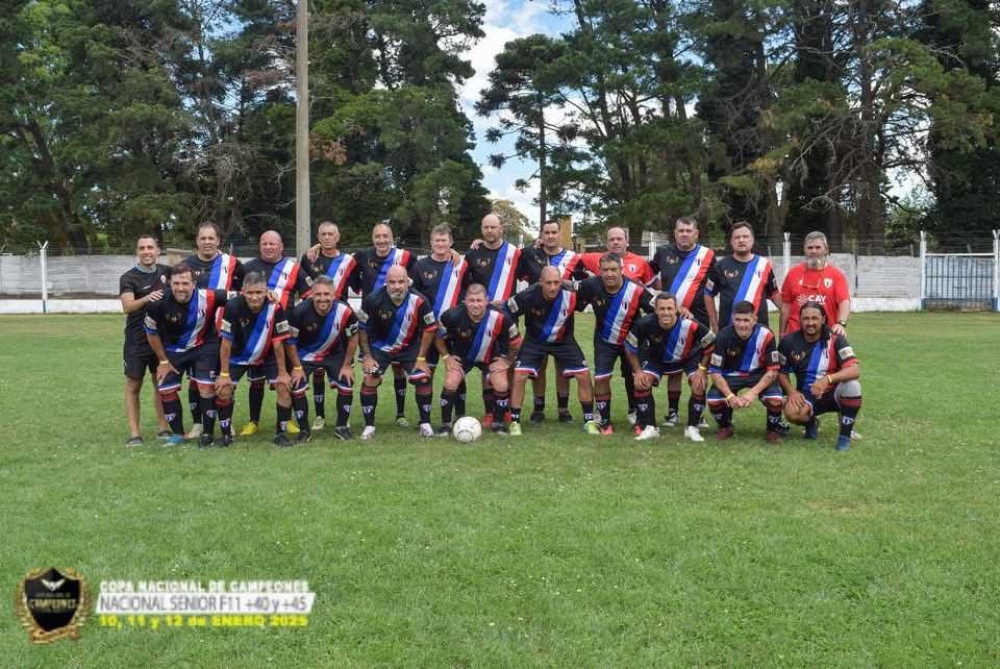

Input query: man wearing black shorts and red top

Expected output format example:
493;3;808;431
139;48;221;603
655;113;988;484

575;252;655;434
650;216;719;428
241;230;312;436
215;272;298;447
184;221;246;440
706;301;784;442
356;265;439;440
284;276;359;441
300;220;357;431
778;301;863;451
506;266;600;436
351;222;418;427
435;283;522;436
119;235;172;446
144;263;229;447
624;292;716;442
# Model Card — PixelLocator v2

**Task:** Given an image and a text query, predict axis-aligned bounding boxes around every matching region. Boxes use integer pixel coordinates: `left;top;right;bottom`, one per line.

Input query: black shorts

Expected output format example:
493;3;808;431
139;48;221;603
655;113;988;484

707;372;782;402
593;338;627;380
515;338;588;378
640;355;699;383
230;358;280;385
123;337;157;380
158;343;220;393
368;348;429;382
302;350;353;390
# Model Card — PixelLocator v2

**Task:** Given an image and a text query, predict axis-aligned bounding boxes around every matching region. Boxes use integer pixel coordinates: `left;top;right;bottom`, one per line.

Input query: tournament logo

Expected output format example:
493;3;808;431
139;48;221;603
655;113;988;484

15;567;89;644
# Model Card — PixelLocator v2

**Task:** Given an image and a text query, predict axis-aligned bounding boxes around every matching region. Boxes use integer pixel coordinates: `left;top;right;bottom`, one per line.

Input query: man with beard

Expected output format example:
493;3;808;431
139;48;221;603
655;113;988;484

119;234;172;446
284;275;359;441
240;230;311;437
434;283;521;436
506;266;600;436
574;252;655;434
650;216;719;428
779;231;851;336
144;264;229;447
356;265;438;440
706;300;785;442
778;301;862;451
624;292;716;442
215;272;298;447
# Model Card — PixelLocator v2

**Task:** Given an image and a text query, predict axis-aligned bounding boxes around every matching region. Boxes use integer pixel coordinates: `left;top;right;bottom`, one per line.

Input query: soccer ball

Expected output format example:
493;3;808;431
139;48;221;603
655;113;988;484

452;416;482;444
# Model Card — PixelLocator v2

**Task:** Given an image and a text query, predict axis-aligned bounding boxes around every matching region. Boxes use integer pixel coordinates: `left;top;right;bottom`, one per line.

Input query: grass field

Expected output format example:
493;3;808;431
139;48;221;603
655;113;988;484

1;312;998;667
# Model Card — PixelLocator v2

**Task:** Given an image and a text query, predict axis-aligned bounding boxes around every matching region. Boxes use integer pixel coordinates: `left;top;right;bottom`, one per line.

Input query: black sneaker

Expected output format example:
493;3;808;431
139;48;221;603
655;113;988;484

491;423;509;435
529;410;545;424
218;434;233;448
436;424;453;438
198;435;215;449
125;436;144;447
333;426;352;441
558;411;574;423
273;433;294;447
295;430;313;444
774;420;791;436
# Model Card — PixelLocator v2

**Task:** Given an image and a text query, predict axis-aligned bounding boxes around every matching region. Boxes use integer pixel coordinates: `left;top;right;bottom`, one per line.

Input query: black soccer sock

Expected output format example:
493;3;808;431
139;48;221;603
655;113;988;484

595;393;611;427
557;392;570;412
581;401;594;423
623;371;637;413
668;390;681;414
161;391;184;435
276;403;292;435
482;388;496;416
839;396;862;439
292;392;310;431
688;394;706;427
336;389;353;427
394;375;407;417
440;389;458;425
493;390;509;424
456;379;467;417
635;390;654;428
710;402;733;428
510;406;522;424
200;396;217;438
415;382;433;425
361;385;378;427
216;396;234;436
766;407;783;432
313;369;326;418
533;395;545;412
248;380;265;423
188;380;202;423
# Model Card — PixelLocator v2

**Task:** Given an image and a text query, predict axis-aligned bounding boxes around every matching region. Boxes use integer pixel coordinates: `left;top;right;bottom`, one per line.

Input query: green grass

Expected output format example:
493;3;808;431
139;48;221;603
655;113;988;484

1;312;998;667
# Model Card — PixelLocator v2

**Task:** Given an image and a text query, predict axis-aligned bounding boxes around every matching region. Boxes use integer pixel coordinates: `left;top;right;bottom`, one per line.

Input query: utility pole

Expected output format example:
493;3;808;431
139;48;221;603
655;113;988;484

295;0;311;256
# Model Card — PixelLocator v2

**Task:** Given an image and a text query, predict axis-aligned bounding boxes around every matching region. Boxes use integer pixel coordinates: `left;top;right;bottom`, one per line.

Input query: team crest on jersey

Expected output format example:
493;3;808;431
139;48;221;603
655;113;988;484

459;328;472;339
378;310;394;322
594;298;606;308
477;258;489;267
790;351;806;363
166;313;180;324
305;323;318;333
628;263;637;273
824;278;833;288
531;308;546;318
423;270;437;280
726;347;740;357
665;255;678;265
724;269;740;279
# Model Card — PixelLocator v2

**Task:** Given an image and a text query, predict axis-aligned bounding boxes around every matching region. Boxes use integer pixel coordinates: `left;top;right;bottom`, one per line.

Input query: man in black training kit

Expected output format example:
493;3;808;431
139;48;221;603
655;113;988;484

778;301;863;451
624;292;716;442
215;272;299;447
435;283;522;435
356;265;438;440
119;234;172;446
144;263;229;447
284;276;359;441
706;300;784;442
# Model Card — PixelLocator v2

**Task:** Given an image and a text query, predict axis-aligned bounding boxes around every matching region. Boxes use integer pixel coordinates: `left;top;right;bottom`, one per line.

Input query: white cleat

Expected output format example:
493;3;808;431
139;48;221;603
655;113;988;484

360;426;376;441
312;416;326;431
634;425;661;441
626;411;637;427
185;423;204;440
684;425;705;442
418;422;435;438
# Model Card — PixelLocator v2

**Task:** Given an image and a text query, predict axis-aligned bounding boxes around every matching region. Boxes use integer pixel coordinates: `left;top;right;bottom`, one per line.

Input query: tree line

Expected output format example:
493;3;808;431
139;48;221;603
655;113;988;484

3;0;996;254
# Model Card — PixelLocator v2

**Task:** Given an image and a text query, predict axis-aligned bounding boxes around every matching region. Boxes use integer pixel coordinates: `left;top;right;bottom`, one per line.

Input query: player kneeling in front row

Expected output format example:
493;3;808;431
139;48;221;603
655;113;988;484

777;301;862;451
357;265;439;440
506;266;601;435
435;283;522;436
284;276;358;441
625;292;715;442
215;272;301;447
706;301;785;442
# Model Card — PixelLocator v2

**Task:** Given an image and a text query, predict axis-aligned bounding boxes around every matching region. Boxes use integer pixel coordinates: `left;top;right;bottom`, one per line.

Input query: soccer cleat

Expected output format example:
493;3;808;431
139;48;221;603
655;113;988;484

217;434;233;448
238;421;259;437
360;426;376;441
662;410;679;428
491;423;509;436
583;420;601;435
156;430;172;441
436;425;453;438
125;436;144;447
185;423;204;440
850;429;863;440
481;414;494;429
286;421;300;436
774;419;792;436
312;416;326;431
529;410;545;424
600;424;615;436
558;411;574;423
394;415;410;428
508;421;523;436
715;426;735;441
198;435;215;449
295;430;313;444
698;417;710;429
164;434;186;447
626;411;637;427
419;422;435;438
803;419;819;440
333;426;353;441
633;425;643;437
634;425;660;441
836;436;851;451
684;425;705;443
765;430;782;444
273;433;294;447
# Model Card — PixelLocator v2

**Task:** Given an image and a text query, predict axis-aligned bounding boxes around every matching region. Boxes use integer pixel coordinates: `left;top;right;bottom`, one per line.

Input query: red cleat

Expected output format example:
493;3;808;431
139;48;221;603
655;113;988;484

765;430;782;444
716;426;735;441
600;424;614;436
481;414;494;429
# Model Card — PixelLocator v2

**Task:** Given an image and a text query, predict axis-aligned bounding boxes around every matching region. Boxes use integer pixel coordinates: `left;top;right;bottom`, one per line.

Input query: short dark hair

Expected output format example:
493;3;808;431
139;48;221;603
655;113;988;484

733;300;755;317
599;252;622;267
430;223;453;239
311;275;335;290
729;221;753;238
171;262;195;280
197;221;222;239
653;291;677;306
465;283;487;297
675;215;699;230
542;219;561;230
136;234;159;247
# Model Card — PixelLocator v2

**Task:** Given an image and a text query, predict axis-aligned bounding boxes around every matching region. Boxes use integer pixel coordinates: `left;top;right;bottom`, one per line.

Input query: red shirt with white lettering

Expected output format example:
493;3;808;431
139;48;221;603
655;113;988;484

780;262;850;334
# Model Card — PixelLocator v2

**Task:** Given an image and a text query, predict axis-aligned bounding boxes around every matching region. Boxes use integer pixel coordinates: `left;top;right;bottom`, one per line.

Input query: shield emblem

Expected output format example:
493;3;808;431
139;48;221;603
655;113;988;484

17;567;89;642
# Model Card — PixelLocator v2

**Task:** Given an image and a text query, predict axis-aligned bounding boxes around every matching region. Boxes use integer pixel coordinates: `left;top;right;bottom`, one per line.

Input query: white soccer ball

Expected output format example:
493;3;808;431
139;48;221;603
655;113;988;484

452;416;483;444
